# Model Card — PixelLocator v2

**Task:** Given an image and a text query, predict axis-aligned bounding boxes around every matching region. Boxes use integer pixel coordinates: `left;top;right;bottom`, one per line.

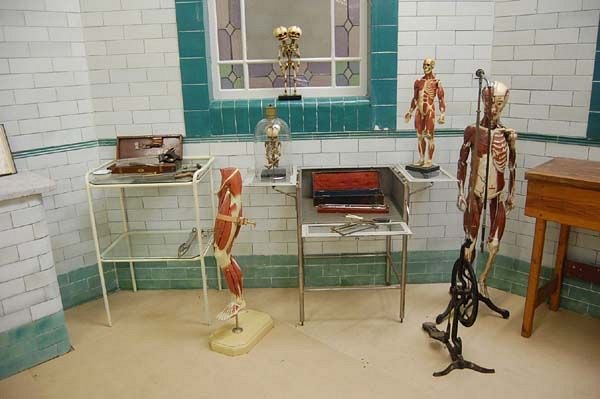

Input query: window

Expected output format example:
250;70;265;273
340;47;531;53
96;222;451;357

207;0;367;99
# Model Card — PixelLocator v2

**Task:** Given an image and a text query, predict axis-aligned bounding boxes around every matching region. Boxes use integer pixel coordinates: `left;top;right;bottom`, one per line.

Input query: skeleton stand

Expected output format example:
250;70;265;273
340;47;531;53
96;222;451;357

422;239;495;377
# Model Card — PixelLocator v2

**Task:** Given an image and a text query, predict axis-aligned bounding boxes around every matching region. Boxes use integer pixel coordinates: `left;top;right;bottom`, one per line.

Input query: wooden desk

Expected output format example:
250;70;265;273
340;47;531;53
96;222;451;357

522;157;600;337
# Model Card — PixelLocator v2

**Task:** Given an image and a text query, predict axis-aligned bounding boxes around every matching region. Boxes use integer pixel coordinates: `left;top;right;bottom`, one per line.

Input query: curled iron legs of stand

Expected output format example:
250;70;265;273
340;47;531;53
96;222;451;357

422;239;495;377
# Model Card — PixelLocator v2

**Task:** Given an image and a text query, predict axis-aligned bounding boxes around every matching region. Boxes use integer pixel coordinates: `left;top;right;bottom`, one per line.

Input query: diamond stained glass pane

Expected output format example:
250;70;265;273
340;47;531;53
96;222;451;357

335;61;359;87
220;64;244;89
216;0;242;60
335;0;360;58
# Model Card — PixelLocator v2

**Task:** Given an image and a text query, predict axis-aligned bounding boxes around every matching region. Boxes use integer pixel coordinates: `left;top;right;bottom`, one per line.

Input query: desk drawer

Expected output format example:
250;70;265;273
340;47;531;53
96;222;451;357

525;180;600;231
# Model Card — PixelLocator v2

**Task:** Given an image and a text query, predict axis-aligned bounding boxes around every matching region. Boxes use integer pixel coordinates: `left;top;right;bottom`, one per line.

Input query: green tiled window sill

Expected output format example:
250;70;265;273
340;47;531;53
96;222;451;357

199;97;373;136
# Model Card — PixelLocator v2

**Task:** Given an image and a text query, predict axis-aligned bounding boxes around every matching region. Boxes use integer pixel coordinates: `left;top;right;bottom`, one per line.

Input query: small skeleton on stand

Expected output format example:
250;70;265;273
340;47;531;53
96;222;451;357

273;25;302;100
264;123;281;170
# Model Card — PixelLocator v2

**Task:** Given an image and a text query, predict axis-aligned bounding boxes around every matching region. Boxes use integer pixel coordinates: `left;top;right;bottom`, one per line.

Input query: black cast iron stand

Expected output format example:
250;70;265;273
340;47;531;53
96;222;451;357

422;239;495;377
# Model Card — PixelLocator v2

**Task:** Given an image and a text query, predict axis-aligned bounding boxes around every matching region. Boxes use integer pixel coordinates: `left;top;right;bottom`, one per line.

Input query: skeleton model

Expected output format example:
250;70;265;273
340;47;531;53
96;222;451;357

457;81;517;298
273;25;302;97
264;123;281;169
404;58;446;168
213;168;254;320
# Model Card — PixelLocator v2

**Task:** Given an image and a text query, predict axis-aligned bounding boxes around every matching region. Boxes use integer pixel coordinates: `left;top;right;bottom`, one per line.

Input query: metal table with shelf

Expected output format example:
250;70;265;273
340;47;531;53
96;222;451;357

296;166;412;325
85;156;217;326
295;165;457;325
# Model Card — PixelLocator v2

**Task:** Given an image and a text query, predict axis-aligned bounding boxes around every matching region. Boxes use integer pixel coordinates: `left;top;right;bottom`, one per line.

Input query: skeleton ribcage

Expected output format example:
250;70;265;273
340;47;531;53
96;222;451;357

492;132;508;172
423;80;436;100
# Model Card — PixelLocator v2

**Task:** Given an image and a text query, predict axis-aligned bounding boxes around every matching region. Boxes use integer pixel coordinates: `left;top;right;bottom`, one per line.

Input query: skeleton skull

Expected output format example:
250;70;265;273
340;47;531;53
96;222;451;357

273;26;288;41
287;25;302;41
423;58;435;75
483;81;510;124
266;123;281;139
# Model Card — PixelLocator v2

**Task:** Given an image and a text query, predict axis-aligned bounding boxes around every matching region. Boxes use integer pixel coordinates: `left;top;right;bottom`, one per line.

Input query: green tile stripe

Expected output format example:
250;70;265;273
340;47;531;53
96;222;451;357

12;140;100;159
55;250;600;321
9;129;600;160
477;254;600;318
58;263;119;310
0;311;71;380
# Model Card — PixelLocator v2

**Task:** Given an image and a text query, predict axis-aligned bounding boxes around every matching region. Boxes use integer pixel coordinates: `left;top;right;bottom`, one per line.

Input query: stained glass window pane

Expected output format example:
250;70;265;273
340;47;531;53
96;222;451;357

220;64;245;89
334;0;360;58
216;0;243;60
335;61;359;87
249;62;331;88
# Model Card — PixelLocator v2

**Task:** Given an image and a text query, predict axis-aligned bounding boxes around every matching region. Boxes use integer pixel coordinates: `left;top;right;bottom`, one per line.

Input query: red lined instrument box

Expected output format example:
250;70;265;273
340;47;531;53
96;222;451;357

312;169;389;213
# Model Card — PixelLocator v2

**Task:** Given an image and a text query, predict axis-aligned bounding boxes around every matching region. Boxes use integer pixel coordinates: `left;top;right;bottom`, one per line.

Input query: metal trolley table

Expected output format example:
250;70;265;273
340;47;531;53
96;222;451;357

296;166;413;325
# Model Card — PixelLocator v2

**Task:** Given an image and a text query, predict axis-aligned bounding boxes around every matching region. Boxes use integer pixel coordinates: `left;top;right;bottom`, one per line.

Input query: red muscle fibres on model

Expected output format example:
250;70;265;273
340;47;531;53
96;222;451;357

213;168;254;320
457;81;517;298
404;58;446;167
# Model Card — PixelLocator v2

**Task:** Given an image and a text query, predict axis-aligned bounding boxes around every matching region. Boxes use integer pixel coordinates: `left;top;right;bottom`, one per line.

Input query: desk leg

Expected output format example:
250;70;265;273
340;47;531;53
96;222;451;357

549;224;570;311
522;218;546;338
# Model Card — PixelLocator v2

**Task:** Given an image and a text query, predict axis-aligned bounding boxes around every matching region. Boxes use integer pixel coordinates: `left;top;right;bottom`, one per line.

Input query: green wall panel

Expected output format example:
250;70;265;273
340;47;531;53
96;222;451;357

0;312;71;380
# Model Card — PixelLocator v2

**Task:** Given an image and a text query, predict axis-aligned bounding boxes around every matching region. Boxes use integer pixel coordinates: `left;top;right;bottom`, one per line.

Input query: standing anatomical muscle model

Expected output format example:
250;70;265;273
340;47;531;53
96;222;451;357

404;58;446;167
457;81;517;297
213;168;254;320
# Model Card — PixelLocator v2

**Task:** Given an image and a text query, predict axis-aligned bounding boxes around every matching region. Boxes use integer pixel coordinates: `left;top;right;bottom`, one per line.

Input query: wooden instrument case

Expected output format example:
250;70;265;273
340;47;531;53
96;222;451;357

109;135;183;174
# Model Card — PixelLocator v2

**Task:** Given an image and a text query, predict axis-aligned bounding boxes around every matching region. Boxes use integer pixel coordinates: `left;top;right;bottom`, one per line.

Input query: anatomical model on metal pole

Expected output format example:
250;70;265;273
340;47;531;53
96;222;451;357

210;168;273;356
422;69;513;377
457;74;516;308
404;58;446;173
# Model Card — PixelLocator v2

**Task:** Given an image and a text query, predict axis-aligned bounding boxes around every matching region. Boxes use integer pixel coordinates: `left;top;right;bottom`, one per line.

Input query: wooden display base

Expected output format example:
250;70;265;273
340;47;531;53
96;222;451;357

209;310;273;356
261;168;286;179
278;94;301;101
405;164;440;178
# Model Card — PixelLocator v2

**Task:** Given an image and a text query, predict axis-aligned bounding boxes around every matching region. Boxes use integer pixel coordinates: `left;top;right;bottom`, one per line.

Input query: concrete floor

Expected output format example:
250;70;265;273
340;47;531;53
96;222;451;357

1;284;600;399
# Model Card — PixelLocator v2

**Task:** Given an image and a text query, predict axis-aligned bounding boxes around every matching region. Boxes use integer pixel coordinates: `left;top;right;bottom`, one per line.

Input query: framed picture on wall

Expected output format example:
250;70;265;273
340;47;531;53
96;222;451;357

0;124;17;176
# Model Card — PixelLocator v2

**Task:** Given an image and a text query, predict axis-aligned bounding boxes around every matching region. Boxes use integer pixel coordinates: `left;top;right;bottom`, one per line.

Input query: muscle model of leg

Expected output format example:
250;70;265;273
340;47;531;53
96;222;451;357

213;168;253;321
456;81;516;297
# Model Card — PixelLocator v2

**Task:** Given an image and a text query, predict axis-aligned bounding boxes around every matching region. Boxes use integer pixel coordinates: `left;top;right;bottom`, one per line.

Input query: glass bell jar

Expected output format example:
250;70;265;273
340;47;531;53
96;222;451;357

253;104;291;183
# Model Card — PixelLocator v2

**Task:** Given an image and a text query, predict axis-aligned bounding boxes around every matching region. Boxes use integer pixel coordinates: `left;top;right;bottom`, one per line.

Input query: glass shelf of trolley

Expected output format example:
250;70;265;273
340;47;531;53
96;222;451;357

99;230;214;262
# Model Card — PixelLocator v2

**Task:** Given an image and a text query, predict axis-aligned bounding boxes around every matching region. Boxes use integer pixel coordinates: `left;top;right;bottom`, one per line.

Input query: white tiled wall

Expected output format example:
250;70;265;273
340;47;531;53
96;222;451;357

396;0;600;137
397;0;496;130
1;0;599;284
0;0;93;152
0;194;62;333
491;0;599;136
80;0;184;138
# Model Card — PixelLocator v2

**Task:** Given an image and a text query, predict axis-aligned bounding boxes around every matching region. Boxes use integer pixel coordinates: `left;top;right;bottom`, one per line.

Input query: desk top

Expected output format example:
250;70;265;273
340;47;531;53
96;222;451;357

525;157;600;191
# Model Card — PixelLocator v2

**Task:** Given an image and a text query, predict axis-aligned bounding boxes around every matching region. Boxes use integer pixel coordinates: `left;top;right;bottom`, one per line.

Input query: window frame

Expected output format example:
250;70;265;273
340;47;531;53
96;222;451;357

206;0;368;100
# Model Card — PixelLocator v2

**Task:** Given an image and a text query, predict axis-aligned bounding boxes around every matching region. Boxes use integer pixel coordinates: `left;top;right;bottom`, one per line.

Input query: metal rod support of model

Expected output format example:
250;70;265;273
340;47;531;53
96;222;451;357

404;58;446;168
213;168;255;321
273;25;302;96
457;75;517;299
